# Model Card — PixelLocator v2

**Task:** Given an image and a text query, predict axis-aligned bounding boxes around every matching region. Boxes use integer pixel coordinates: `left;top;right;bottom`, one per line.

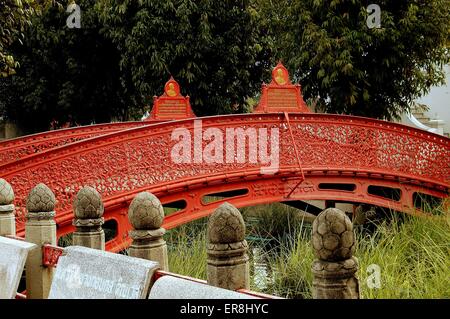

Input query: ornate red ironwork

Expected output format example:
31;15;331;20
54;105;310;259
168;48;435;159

145;77;196;121
0;112;447;252
43;244;64;267
0;122;147;167
0;64;448;250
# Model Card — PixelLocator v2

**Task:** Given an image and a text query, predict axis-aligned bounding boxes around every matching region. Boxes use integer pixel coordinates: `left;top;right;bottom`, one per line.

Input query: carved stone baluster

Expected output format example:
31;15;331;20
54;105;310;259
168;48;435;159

73;186;105;250
0;179;15;236
128;192;168;270
25;183;57;299
207;202;249;291
311;208;360;299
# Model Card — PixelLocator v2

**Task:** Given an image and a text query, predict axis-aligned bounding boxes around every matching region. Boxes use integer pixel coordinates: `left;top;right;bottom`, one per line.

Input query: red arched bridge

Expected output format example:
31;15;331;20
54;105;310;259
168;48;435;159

1;64;449;252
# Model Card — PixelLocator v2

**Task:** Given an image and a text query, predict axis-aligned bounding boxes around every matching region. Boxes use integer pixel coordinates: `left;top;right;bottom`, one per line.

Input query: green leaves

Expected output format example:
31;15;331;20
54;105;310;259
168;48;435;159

3;0;448;132
261;0;450;120
98;0;268;116
0;0;135;132
1;0;36;77
1;0;270;132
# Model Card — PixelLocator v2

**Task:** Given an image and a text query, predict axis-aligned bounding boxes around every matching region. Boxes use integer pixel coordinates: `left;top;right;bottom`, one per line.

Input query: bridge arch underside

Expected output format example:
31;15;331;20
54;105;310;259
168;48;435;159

51;171;446;252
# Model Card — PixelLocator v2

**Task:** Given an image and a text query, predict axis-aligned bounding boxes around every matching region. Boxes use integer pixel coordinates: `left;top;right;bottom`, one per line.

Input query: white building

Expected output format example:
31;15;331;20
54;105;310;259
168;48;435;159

401;65;450;137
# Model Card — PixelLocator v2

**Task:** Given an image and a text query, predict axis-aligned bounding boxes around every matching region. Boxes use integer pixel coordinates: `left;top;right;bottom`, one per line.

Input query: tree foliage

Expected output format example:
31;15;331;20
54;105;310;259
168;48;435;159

1;0;449;133
0;0;38;77
259;0;450;120
0;0;133;132
97;0;269;116
1;0;270;132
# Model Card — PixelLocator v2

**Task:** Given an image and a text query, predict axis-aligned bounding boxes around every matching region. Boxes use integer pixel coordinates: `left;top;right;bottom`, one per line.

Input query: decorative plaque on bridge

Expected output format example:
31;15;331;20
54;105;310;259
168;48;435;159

145;77;196;121
253;63;311;113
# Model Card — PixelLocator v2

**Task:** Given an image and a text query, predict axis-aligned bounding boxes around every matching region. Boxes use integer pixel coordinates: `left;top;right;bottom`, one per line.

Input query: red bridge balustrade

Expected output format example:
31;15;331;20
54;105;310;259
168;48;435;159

0;77;196;167
0;122;147;165
0;113;448;251
0;64;448;252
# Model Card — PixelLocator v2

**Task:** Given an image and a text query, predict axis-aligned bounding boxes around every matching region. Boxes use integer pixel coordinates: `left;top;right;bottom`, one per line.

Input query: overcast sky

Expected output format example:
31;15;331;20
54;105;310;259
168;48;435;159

416;65;450;133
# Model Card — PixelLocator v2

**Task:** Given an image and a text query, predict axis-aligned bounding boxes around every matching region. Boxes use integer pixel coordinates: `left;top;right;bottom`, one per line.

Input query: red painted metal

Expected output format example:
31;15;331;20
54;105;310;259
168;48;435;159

3;64;447;298
15;292;26;299
96;169;447;252
0;113;448;251
0;122;148;166
253;62;311;113
42;244;64;267
145;77;196;121
283;111;305;196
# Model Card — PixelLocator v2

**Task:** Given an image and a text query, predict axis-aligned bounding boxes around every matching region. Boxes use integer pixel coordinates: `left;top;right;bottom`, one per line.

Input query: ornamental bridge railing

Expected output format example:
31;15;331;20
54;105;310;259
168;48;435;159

0;122;147;165
0;113;448;235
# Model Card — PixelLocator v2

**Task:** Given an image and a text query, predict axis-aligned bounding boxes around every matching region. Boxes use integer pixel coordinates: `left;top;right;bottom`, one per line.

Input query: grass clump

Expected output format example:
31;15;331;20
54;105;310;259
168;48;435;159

164;203;450;299
266;211;450;299
356;214;450;298
166;218;208;280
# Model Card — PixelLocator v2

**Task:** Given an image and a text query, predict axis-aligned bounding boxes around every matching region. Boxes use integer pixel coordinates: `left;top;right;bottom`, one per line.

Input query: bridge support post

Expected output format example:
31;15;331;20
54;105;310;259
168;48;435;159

72;186;105;250
128;192;168;270
25;183;57;299
311;208;360;299
0;179;15;236
207;202;249;291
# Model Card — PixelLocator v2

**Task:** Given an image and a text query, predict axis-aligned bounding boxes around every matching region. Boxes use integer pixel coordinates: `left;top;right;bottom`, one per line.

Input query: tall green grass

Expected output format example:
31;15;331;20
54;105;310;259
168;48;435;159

261;223;315;298
356;214;450;298
165;203;450;299
166;218;208;279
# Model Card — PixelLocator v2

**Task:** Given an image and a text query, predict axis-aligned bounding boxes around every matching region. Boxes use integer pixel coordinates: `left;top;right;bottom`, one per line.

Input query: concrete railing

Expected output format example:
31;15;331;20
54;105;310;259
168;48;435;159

0;178;359;299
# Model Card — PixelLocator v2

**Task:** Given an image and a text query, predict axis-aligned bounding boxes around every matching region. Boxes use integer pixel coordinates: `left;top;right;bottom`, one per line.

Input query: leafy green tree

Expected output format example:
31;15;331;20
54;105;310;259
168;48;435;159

0;0;136;132
97;0;270;116
1;0;38;77
259;0;450;120
0;0;59;77
2;0;270;132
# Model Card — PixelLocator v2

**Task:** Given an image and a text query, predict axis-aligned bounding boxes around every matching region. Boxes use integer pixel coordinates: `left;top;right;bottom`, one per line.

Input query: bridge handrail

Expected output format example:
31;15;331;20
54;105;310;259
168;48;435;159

8;235;274;299
2;112;448;228
42;165;444;230
1;112;448;176
0;121;148;166
0;122;145;148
